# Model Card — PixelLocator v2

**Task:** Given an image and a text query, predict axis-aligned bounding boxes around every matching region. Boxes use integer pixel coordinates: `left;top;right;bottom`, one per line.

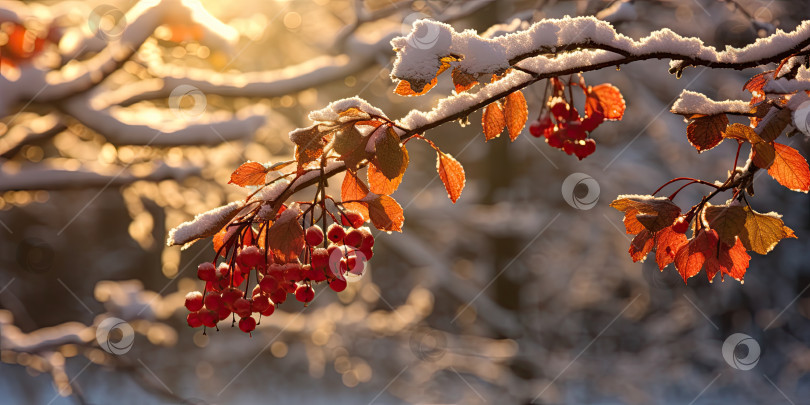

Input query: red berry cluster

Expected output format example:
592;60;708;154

528;77;607;160
184;210;375;336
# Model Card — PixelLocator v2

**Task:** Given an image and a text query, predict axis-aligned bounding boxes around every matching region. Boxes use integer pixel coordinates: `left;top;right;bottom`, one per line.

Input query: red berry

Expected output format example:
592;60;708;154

216;306;231;321
186;312;203;328
185;291;204;311
360;246;373;260
233;298;252;318
204;293;223;312
238;316;256;333
261;303;275;317
359;228;374;249
295;285;315;303
197;262;217;282
252;295;271;313
329;278;347;292
305;225;324;246
259;275;278;294
198;310;218;328
341;211;365;228
270;288;287;304
311;248;329;270
216;263;230;279
237;245;265;269
327;224;345;243
344;229;363;248
221;287;243;307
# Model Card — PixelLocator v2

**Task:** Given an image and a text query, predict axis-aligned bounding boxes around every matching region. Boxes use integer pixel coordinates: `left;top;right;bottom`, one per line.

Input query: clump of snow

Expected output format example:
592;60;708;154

308;97;387;122
253;178;291;203
167;200;245;247
671;90;751;115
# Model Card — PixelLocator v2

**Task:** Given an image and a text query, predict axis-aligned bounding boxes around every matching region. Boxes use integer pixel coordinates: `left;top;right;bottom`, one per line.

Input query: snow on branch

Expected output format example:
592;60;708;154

390;16;810;86
167;200;245;248
670;90;752;116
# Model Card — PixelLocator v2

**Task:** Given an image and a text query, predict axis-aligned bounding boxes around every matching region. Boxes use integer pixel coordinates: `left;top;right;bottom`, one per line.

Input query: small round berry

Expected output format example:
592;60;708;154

220;287;243;307
185;291;204;312
259;275;278;294
204;293;223;312
238;316;257;333
186;312;203;328
672;216;690;234
233;298;252;318
305;225;324;246
360;246;373;260
198;310;218;328
237;245;265;269
252;295;271;313
261;303;275;317
197;262;217;282
216;306;231;321
216;262;230;279
344;229;363;248
270;288;287;305
359;229;374;250
311;248;329;270
295;285;315;303
327;224;345;243
329;278;347;292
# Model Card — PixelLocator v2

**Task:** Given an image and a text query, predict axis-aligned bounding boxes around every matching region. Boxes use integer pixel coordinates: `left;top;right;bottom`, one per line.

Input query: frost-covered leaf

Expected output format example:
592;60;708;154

229;162;268;187
265;205;304;263
290;125;328;171
767;142;810;192
167;201;244;248
368;195;404;232
436;151;465;203
723;123;760;142
610;195;680;233
482;102;506;141
740;207;796;254
686;114;728;152
504;91;528;141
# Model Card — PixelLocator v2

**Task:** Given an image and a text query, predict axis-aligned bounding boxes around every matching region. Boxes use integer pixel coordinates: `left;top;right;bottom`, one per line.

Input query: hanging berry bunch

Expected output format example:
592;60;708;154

529;76;626;159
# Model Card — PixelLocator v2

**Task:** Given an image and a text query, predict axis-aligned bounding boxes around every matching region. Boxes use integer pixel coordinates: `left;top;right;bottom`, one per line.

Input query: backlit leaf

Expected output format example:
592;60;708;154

504;91;528;141
482;102;506;141
229;162;268;187
265;205;305;263
341;171;370;220
686;114;728;152
767;142;810;192
703;204;746;246
374;127;408;180
436;151;465;203
740;206;796;254
367;195;404;232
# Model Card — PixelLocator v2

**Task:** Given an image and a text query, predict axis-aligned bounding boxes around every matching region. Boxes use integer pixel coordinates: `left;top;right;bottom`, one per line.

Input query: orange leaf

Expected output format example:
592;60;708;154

436;151;465;203
743;70;773;104
265;206;305;263
686;114;729;152
655;226;688;271
768;142;810;192
586;84;626;120
610;195;681;233
629;229;654;262
368;195;404;232
623;208;645;234
451;68;478;93
341;171;370;220
229;162;269;187
674;229;710;282
482;102;506;141
368;151;407;195
674;229;750;283
504;91;528;141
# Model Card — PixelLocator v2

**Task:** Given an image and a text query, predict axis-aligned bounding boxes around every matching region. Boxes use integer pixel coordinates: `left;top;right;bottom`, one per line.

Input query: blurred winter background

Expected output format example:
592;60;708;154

1;0;809;403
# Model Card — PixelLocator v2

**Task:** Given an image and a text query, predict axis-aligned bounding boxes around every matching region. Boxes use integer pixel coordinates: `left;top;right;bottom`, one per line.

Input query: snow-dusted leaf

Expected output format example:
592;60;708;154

368;195;404;232
436;151;465;203
229;162;268;187
610;195;681;233
167;201;244;248
482;102;506;141
723;123;760;142
767;142;810;192
686;114;728;152
504;91;528;141
740;207;796;254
